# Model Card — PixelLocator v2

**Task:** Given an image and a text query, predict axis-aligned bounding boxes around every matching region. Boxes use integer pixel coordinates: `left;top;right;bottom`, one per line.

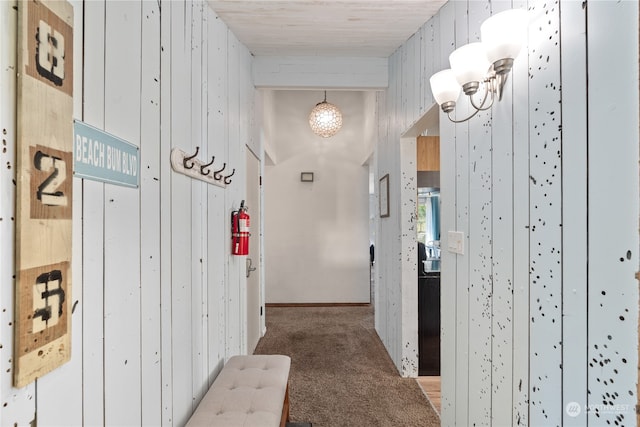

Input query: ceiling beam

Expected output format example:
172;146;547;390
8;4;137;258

253;56;388;90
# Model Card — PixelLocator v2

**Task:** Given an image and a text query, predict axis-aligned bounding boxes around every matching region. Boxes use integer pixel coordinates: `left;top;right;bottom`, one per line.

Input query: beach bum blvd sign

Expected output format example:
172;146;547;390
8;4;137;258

73;120;140;188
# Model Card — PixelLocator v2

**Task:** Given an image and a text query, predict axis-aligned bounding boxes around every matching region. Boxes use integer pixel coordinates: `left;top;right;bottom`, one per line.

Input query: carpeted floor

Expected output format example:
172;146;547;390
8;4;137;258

254;306;440;427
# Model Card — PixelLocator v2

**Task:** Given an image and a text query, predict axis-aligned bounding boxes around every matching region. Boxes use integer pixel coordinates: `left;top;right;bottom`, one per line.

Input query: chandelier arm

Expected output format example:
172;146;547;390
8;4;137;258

446;86;489;123
469;80;494;111
481;78;497;110
447;106;483;123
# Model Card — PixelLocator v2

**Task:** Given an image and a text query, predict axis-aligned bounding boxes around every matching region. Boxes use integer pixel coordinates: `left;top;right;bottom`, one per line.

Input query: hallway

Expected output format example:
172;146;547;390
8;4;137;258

254;306;440;427
0;1;637;426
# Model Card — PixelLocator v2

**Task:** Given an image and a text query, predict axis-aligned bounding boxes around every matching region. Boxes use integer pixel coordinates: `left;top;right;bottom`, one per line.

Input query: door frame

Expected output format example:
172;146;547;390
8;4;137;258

245;146;262;353
397;104;440;378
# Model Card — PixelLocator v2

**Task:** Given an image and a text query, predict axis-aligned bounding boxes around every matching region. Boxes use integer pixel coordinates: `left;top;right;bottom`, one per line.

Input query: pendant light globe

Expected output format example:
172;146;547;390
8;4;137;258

309;91;343;138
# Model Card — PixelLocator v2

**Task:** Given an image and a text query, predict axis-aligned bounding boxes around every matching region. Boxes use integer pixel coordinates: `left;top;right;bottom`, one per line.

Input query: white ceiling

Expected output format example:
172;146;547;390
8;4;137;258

207;0;448;57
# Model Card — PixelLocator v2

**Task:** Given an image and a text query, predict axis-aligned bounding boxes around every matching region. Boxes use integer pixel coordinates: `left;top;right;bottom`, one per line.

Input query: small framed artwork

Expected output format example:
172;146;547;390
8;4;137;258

379;173;390;218
301;172;314;182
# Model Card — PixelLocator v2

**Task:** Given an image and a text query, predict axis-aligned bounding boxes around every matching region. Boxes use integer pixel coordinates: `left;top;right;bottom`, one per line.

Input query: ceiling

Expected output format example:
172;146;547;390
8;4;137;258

207;0;448;57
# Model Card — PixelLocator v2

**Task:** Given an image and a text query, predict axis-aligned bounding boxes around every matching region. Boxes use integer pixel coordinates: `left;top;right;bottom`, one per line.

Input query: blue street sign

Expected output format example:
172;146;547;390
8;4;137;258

73;120;139;188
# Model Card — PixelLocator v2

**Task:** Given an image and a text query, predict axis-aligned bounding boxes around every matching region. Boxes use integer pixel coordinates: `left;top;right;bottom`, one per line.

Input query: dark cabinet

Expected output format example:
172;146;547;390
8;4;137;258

418;272;440;376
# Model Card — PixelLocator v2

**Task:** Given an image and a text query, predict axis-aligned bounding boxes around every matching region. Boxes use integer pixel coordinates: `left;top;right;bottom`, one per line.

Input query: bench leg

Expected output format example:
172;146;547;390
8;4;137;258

280;383;290;427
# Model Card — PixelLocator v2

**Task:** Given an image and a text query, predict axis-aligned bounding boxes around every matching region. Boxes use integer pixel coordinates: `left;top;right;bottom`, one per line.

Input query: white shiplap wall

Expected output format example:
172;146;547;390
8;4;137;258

377;1;639;426
0;1;257;425
586;2;639;426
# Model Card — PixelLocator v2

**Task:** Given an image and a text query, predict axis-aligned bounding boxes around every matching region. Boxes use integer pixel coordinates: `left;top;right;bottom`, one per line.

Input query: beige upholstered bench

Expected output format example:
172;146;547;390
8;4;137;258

186;355;291;427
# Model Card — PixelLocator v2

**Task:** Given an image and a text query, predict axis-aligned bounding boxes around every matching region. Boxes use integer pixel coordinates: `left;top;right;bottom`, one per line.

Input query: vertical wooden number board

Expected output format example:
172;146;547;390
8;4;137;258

14;0;74;388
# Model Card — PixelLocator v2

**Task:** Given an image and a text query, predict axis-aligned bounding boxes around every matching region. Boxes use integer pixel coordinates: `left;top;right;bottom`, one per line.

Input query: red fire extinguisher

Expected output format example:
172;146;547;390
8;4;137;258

231;200;250;256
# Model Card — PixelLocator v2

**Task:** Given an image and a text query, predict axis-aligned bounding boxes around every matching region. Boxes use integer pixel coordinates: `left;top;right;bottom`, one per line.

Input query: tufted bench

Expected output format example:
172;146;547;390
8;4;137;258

186;355;291;427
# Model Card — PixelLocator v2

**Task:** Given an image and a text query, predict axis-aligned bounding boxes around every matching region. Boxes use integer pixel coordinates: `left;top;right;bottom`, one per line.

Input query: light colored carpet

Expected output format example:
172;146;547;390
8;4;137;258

254;306;440;427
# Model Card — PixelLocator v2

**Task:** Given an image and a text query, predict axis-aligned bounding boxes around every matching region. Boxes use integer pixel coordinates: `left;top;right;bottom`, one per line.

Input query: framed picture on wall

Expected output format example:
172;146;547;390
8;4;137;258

379;174;390;218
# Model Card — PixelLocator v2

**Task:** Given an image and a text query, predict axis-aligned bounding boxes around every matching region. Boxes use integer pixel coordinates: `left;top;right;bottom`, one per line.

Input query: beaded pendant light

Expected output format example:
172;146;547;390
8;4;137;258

308;91;343;138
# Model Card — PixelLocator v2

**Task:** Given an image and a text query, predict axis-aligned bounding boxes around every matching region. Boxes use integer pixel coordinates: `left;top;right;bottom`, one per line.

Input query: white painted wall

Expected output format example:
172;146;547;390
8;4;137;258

377;1;639;426
262;90;277;164
264;90;371;304
0;1;259;426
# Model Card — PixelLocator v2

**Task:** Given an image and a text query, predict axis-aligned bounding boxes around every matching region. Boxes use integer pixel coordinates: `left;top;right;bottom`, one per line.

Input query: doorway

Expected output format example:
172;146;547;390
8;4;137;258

246;148;261;354
416;141;442;413
417;187;440;377
399;103;441;411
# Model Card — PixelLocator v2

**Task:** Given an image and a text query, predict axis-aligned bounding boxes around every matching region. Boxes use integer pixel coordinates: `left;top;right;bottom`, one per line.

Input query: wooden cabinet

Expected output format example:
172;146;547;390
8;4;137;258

417;136;440;171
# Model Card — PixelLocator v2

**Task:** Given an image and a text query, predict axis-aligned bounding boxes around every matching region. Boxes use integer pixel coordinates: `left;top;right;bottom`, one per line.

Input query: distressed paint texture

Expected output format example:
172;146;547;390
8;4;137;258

511;0;531;424
400;137;419;376
377;0;639;425
586;1;639;425
528;1;563;424
436;3;457;425
0;1;257;426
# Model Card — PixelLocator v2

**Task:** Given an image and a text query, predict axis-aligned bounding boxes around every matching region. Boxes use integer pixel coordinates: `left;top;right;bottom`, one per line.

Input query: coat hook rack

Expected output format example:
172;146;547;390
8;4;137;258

183;146;199;169
200;156;215;176
170;147;233;188
213;163;227;181
223;169;235;185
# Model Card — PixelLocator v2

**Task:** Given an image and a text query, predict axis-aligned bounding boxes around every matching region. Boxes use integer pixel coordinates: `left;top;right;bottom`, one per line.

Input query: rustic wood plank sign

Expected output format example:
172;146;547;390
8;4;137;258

14;0;74;388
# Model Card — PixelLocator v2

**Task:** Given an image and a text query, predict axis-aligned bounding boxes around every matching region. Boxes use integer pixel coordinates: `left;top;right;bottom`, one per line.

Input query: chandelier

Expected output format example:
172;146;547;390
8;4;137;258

429;9;528;123
309;91;343;138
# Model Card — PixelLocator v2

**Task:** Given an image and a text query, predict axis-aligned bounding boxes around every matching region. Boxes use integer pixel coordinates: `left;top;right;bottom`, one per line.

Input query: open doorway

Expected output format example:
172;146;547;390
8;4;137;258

416;139;441;415
417;186;440;374
400;104;441;413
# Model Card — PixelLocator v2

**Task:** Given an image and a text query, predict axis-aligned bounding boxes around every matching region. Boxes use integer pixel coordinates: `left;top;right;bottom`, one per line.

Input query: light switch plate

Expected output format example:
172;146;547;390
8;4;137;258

447;231;464;255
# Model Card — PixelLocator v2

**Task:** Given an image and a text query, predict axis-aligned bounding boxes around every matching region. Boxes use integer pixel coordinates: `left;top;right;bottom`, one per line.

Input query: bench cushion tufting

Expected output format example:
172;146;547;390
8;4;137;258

186;355;291;427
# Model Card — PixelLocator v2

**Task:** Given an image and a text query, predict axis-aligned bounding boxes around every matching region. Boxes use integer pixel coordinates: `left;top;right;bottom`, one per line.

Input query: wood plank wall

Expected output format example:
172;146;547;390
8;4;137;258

559;2;588;426
377;1;639;426
0;1;257;425
586;3;639;427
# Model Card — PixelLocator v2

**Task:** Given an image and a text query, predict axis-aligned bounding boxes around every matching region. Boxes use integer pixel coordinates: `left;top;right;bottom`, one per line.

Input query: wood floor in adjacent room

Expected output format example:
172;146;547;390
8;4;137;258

417;376;441;415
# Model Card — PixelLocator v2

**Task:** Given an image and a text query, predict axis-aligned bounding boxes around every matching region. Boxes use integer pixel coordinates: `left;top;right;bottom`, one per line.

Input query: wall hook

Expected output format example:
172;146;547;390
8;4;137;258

213;162;227;180
200;156;215;176
183;146;200;169
169;147;226;189
223;168;235;184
